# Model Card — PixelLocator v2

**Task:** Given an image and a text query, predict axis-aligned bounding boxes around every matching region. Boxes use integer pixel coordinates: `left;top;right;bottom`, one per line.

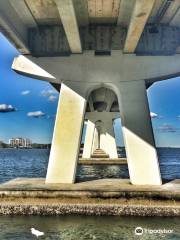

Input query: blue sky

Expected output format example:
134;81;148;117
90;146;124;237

0;33;180;147
0;34;58;144
148;80;180;147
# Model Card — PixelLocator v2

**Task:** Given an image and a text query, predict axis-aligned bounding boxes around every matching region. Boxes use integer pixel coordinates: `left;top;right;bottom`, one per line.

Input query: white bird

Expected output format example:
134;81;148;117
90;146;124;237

31;228;44;238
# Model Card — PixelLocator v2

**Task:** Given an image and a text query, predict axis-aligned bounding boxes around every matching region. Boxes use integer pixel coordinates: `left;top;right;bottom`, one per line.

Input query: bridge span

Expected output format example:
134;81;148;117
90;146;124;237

1;0;180;185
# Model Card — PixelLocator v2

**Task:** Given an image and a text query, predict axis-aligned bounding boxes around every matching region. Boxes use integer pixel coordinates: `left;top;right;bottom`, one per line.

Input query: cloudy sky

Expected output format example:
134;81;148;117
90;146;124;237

0;33;180;147
0;34;58;144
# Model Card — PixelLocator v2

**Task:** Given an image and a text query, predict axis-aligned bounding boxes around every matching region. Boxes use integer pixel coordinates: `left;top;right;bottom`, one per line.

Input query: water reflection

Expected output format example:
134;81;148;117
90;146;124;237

0;148;180;183
76;165;129;182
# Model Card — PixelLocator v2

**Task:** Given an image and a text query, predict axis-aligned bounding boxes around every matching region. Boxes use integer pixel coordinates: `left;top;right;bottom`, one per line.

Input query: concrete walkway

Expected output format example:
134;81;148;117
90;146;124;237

0;178;180;216
0;178;180;200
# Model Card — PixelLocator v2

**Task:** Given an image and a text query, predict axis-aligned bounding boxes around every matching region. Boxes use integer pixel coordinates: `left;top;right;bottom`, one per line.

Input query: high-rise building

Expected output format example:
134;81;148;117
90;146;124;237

9;138;32;148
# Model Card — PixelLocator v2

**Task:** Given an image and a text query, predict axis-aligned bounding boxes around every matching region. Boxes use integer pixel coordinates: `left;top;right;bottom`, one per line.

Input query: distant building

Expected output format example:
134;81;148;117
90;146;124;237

9;138;32;148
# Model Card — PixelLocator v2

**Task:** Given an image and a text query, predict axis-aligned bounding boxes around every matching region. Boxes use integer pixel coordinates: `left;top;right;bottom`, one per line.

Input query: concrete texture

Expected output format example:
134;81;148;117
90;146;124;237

0;203;179;216
118;80;162;185
0;178;180;200
124;0;155;53
102;119;118;158
12;54;167;185
82;120;95;158
1;0;180;190
55;0;82;53
78;158;127;165
0;178;180;216
85;113;118;158
2;0;180;56
12;52;180;87
78;158;127;164
46;84;86;184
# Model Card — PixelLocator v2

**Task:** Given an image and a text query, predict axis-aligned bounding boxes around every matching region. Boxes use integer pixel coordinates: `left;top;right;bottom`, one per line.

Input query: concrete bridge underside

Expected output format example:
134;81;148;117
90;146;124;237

1;0;180;185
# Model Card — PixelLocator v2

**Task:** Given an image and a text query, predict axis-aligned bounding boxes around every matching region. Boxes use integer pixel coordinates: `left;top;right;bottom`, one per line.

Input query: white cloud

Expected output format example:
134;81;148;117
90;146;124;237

157;123;178;133
48;95;57;102
41;89;57;97
150;112;158;118
27;111;45;118
21;90;30;95
0;104;16;112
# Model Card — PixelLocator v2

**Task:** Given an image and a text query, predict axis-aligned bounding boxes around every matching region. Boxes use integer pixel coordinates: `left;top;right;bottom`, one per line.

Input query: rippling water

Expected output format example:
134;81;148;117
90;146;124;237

0;148;179;183
0;215;179;240
0;149;179;239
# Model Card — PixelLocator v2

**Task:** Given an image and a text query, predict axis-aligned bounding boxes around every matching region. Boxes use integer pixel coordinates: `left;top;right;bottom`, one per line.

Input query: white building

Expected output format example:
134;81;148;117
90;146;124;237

9;138;32;148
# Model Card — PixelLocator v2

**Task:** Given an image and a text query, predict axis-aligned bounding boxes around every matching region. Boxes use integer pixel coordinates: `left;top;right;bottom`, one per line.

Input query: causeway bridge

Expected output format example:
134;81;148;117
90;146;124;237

1;0;180;185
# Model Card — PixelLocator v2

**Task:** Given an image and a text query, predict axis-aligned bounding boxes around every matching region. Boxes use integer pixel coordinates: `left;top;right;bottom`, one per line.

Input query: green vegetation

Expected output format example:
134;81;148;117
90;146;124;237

0;141;8;148
0;140;51;149
31;143;51;149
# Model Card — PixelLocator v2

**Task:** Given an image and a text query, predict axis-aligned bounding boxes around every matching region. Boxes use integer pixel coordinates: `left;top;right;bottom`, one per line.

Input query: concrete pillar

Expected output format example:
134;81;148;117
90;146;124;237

100;130;107;152
104;120;118;158
92;127;99;153
46;83;86;184
82;120;95;158
118;80;162;185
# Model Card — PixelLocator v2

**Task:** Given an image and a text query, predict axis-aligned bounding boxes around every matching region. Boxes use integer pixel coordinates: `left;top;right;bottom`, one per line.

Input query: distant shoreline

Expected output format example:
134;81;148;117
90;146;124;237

0;146;180;149
0;142;51;149
0;147;50;150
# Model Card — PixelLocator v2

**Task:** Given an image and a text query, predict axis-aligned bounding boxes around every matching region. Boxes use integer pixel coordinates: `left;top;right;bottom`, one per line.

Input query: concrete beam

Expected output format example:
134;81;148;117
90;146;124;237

28;24;180;56
86;112;120;123
148;0;163;23
20;51;180;89
136;25;180;55
9;0;37;28
28;25;126;56
25;0;60;25
124;0;155;53
12;55;56;82
0;0;29;54
117;0;135;27
55;0;82;53
73;0;89;26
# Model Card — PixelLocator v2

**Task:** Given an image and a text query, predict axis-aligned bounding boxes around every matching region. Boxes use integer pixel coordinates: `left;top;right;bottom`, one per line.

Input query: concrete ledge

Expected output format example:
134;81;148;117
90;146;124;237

0;203;179;216
78;159;127;165
0;178;180;200
0;178;180;216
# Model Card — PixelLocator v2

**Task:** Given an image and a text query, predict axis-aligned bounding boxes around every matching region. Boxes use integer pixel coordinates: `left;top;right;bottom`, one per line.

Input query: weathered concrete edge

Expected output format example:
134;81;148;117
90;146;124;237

0;190;180;200
0;204;179;217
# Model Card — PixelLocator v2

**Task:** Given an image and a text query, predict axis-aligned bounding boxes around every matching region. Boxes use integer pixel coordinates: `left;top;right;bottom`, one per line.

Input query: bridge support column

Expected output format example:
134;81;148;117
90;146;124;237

46;84;86;184
82;120;95;158
92;127;99;154
104;120;118;158
118;80;162;185
100;131;107;153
